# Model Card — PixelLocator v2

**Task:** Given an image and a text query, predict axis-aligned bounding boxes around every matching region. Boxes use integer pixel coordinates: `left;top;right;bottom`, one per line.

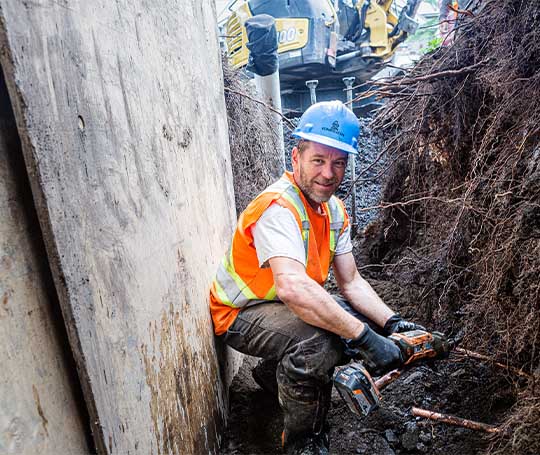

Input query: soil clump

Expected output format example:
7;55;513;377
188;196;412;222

357;1;540;452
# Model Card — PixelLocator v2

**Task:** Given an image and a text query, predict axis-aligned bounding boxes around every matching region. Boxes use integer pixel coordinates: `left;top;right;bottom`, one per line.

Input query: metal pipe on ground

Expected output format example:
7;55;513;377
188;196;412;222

411;407;501;433
375;368;402;390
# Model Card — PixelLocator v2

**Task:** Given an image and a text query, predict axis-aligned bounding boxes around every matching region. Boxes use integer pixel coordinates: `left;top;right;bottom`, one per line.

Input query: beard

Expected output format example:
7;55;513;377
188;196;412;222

296;164;340;205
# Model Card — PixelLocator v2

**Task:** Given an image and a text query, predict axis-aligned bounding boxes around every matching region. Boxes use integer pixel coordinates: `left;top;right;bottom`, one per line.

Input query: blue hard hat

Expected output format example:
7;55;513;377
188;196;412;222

292;100;360;155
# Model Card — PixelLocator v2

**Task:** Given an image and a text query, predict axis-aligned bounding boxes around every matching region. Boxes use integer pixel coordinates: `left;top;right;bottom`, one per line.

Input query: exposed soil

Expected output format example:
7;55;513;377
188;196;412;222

219;279;516;455
221;2;539;452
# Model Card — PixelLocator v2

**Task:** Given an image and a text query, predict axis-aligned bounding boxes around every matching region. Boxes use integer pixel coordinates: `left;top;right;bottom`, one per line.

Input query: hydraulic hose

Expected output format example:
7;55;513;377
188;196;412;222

353;0;371;43
345;0;370;43
389;0;421;38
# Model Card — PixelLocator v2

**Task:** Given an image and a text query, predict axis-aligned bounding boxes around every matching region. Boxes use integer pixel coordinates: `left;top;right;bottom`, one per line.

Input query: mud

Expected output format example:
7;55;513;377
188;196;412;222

219;281;516;455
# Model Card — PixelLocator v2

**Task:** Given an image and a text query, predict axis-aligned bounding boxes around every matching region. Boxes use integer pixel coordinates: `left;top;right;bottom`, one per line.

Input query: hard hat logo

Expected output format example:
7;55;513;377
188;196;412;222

292;100;360;155
322;120;344;137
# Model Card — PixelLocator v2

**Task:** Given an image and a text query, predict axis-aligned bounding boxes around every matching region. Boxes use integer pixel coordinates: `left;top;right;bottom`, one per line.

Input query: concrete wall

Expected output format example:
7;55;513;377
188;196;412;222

0;0;240;453
0;68;89;455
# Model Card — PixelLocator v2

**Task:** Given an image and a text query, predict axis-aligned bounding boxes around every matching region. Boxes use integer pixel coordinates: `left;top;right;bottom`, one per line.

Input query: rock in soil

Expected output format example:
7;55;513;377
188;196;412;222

401;421;419;450
384;429;398;444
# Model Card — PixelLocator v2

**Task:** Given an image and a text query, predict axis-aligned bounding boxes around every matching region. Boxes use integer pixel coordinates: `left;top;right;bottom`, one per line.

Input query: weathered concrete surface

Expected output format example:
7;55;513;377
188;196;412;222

0;0;238;453
0;71;89;454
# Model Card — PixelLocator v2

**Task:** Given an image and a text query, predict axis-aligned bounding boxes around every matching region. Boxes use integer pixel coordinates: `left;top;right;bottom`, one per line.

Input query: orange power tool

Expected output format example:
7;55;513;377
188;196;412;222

334;330;449;417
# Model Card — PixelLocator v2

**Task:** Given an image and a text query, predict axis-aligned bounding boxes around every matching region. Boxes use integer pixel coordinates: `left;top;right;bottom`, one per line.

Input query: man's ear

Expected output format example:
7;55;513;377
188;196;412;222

291;146;299;167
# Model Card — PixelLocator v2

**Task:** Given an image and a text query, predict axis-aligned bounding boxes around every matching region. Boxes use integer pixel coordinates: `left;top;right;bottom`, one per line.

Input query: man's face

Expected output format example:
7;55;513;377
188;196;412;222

291;141;348;208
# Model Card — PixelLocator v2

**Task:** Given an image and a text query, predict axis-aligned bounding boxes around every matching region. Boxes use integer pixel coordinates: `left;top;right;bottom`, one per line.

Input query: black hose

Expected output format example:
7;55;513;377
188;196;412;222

344;11;359;41
355;0;371;42
345;0;371;43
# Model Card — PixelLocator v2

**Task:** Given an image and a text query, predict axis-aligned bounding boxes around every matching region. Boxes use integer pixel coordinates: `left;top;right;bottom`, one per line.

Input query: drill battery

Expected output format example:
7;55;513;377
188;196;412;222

333;362;382;416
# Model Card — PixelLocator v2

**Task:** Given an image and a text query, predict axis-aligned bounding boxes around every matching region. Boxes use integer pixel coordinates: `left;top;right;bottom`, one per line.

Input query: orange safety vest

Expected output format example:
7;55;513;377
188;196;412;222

209;171;349;335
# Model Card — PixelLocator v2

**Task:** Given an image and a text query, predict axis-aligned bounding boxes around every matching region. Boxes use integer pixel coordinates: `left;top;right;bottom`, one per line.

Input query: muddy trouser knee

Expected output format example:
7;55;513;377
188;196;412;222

277;332;341;444
221;301;344;444
276;293;384;442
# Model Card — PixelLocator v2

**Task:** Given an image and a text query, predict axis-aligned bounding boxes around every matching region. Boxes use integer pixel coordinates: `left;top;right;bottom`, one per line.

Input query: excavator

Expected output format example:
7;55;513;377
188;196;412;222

223;0;422;115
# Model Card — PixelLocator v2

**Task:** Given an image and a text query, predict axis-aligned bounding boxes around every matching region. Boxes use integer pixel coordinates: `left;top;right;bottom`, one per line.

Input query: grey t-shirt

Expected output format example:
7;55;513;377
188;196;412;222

251;203;353;268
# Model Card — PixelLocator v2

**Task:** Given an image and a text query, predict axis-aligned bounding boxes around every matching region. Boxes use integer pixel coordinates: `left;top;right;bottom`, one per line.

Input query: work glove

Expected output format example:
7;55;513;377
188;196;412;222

383;313;426;336
344;325;403;376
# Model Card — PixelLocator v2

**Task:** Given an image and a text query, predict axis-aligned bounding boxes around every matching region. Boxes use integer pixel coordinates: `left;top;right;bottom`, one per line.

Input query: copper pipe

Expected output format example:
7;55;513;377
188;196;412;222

375;369;403;390
411;407;501;433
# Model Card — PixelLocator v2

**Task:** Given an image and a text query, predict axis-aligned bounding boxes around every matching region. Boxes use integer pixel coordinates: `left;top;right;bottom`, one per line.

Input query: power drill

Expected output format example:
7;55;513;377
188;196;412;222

334;330;449;417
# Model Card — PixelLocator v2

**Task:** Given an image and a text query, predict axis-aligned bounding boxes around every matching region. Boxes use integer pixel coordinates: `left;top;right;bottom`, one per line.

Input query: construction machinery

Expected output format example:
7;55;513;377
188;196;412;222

222;0;422;115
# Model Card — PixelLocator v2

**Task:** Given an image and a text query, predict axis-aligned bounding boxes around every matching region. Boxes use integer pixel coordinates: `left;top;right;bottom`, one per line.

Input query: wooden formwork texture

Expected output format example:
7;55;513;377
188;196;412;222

0;1;236;453
0;69;89;454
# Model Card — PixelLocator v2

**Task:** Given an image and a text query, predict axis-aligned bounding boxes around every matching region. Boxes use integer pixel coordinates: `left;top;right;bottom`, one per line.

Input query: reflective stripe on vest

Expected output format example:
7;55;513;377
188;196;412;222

326;196;346;264
269;178;310;259
214;177;345;308
214;249;278;308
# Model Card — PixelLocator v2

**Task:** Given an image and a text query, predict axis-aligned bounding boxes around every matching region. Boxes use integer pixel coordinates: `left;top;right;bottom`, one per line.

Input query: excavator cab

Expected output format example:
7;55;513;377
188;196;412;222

224;0;421;115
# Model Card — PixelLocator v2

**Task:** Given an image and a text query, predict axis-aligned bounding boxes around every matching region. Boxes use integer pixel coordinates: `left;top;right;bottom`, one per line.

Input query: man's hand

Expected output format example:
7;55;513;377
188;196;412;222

383;313;426;335
345;325;403;376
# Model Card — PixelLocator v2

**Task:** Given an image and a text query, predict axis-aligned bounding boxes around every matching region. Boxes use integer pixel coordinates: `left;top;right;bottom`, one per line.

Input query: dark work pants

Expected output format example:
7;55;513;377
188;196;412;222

222;295;379;444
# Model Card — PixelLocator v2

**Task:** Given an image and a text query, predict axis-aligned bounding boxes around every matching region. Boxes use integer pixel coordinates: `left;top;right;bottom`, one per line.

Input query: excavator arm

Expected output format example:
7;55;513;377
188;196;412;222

344;0;420;59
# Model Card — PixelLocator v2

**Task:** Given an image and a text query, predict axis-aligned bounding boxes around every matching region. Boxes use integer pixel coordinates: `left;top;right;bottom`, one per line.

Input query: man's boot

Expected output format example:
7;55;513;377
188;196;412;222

279;380;332;455
252;358;279;397
284;433;329;455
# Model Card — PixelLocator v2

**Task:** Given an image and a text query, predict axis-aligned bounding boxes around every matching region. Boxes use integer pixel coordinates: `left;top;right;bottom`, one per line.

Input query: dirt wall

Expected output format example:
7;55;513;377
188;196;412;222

361;1;540;452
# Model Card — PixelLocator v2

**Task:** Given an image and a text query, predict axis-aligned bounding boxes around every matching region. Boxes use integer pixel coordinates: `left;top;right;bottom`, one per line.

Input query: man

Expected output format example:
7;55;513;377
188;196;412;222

439;0;469;46
210;101;424;455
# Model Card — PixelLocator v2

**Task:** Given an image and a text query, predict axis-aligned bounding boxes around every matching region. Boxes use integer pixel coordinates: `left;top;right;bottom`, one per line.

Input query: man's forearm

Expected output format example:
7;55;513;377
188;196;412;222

277;273;365;339
340;274;394;328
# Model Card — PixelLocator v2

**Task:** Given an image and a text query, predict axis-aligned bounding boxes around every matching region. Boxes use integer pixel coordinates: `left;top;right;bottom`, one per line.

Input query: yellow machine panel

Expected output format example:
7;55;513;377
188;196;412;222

225;3;251;68
363;0;400;58
276;18;310;53
226;8;309;69
222;0;422;113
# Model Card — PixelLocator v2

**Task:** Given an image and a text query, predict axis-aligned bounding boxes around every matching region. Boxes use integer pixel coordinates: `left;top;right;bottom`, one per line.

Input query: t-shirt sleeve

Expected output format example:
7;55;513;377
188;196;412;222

335;223;353;256
251;203;306;268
